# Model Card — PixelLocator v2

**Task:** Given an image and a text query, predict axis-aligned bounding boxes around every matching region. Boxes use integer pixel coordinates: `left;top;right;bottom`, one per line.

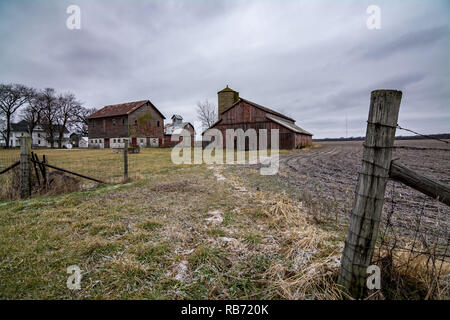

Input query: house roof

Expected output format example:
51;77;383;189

171;114;183;120
10;120;28;132
266;114;312;136
222;98;296;122
88;100;166;119
9;121;67;133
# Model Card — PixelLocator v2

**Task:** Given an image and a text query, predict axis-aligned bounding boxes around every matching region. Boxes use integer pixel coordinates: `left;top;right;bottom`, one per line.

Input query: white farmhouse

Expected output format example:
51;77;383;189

0;120;71;148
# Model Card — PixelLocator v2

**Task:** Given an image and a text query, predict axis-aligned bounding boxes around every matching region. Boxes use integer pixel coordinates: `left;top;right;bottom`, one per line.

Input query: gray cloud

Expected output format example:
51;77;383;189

0;0;449;138
360;26;449;60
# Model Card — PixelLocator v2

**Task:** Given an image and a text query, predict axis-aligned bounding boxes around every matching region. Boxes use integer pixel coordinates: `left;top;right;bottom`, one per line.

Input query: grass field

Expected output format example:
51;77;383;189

0;147;345;299
0;145;447;299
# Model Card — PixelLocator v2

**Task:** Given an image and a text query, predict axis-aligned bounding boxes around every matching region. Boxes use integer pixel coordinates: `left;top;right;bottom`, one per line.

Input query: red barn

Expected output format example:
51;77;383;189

205;86;312;149
87;100;165;148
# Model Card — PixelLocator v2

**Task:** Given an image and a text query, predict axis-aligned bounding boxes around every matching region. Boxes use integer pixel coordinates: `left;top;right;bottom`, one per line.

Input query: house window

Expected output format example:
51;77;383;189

38;140;40;145
112;119;116;126
38;133;40;138
134;119;137;125
113;139;116;143
118;139;121;143
157;121;160;127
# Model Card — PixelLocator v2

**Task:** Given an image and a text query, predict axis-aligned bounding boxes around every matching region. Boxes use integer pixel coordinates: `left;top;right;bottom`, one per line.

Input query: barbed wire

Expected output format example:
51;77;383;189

392;146;450;152
366;121;450;151
396;124;449;145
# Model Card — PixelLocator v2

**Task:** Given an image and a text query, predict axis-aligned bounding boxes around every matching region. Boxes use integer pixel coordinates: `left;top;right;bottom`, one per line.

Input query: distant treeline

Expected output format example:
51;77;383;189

314;133;450;142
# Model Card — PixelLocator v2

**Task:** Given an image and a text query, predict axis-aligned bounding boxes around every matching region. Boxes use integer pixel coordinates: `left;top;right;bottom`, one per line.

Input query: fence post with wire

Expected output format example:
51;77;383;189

338;90;450;298
19;136;32;199
337;90;402;298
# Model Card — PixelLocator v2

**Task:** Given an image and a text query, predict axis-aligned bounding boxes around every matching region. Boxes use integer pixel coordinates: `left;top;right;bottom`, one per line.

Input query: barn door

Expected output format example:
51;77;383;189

104;138;110;148
132;137;137;148
150;138;159;147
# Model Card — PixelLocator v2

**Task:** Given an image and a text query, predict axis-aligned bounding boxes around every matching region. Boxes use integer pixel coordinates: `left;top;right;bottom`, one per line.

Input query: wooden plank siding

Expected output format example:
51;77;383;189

210;100;312;149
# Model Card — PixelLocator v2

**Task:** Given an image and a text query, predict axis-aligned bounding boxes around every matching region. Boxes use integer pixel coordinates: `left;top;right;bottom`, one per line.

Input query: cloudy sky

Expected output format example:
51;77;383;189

0;0;449;138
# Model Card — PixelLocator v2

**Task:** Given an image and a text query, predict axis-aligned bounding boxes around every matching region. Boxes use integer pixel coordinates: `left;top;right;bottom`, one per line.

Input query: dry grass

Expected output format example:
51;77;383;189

0;145;447;299
373;242;450;300
0;147;347;299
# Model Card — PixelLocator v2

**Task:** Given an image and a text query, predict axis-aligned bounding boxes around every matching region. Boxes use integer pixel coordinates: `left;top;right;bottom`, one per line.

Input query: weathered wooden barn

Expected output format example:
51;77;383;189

205;86;312;149
87;100;165;148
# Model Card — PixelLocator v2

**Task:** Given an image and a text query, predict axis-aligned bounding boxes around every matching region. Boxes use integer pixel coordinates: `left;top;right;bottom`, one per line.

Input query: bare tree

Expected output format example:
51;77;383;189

55;93;81;148
0;83;34;148
0;110;6;146
196;99;217;129
72;106;96;136
20;88;41;136
39;88;59;148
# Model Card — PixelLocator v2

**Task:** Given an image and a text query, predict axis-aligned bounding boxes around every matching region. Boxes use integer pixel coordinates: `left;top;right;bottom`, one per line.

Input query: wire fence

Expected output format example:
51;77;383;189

371;126;449;298
0;147;172;199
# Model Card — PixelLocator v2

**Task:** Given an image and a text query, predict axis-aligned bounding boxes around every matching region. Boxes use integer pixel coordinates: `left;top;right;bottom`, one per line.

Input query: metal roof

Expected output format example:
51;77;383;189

222;98;296;122
266;114;312;136
88;100;166;119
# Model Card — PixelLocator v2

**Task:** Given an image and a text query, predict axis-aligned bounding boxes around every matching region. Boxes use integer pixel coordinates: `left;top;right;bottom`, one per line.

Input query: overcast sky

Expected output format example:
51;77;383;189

0;0;449;138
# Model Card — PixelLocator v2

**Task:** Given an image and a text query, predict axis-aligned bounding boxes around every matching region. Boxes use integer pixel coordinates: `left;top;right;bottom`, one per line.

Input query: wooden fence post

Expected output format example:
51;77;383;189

19;136;32;198
338;90;402;298
123;139;128;182
389;161;450;206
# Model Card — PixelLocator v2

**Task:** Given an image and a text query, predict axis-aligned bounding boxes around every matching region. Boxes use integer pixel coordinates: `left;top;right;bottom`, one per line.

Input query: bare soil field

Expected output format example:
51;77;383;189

278;140;449;235
231;140;449;254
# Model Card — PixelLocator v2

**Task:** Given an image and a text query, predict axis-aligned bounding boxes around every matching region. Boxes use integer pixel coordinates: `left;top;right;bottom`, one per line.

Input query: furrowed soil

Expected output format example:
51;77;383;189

232;140;449;239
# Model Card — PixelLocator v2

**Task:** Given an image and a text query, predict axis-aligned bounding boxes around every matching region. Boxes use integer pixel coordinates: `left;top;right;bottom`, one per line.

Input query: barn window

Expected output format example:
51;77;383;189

113;139;116;143
134;119;137;125
122;118;125;125
112;119;116;126
118;139;121;143
157;121;160;127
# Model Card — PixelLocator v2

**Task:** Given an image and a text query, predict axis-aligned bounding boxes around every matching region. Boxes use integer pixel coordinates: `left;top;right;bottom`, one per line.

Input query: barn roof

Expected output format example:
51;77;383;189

171;114;183;120
88;100;166;119
222;98;296;122
266;114;312;136
165;122;195;135
205;98;312;136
